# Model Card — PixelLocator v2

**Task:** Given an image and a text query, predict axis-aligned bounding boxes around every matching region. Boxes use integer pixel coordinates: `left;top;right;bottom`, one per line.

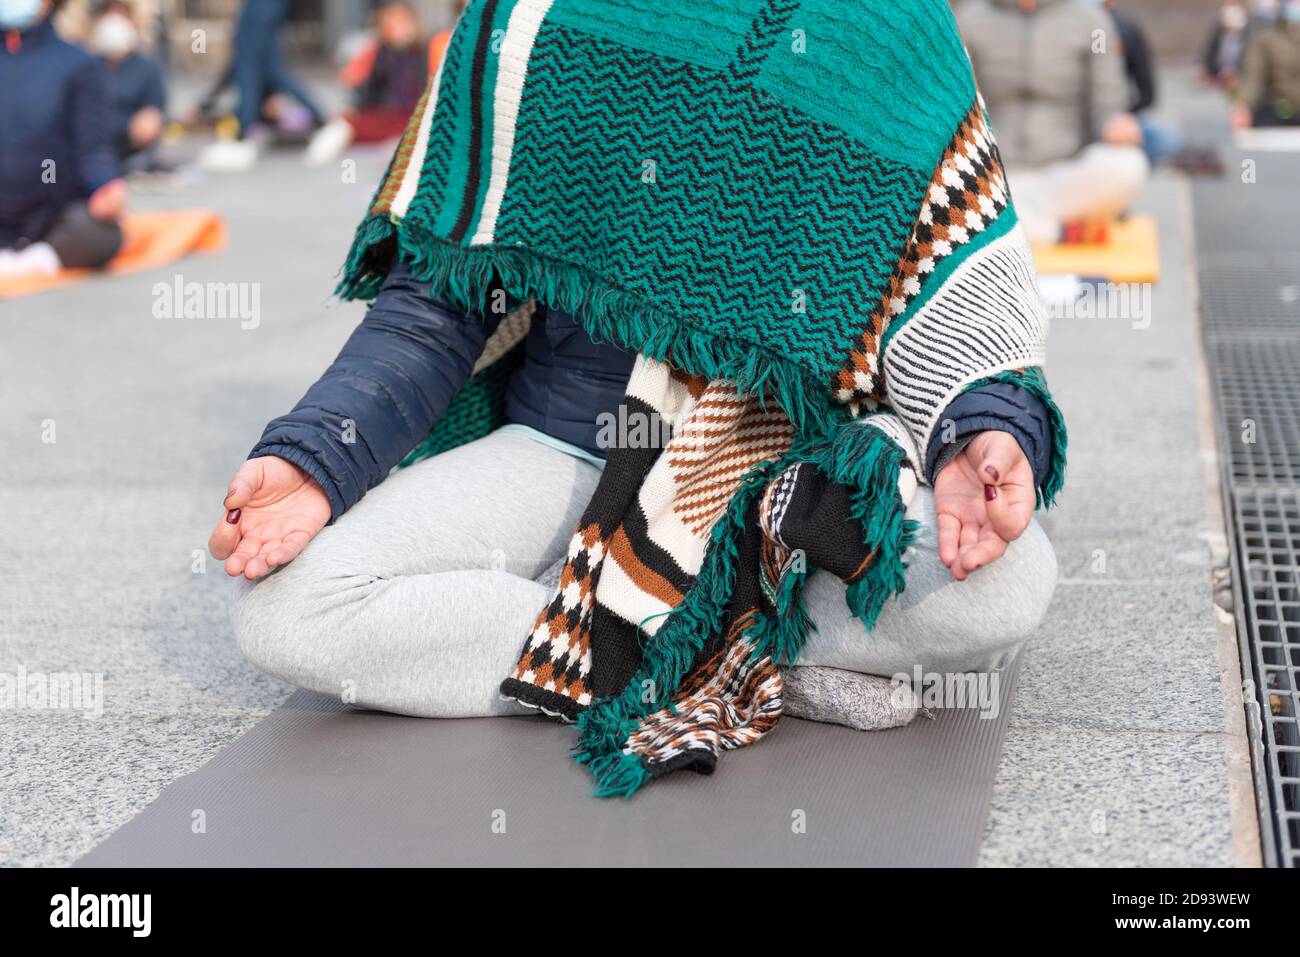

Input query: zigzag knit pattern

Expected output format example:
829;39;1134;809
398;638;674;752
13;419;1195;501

339;0;989;427
340;0;1068;795
498;21;929;380
834;101;1012;407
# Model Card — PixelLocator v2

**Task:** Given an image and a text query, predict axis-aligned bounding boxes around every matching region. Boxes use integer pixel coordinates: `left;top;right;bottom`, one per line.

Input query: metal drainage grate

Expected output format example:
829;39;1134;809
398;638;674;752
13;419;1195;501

1199;270;1300;336
1194;147;1300;867
1231;489;1300;866
1209;340;1300;487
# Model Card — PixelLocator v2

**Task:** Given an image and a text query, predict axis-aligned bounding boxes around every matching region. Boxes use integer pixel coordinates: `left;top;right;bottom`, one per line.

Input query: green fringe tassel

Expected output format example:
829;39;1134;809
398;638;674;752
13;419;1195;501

701;419;918;709
966;368;1069;508
573;456;790;797
808;419;920;632
336;213;399;302
584;750;652;799
747;555;814;668
575;421;917;792
336;219;846;440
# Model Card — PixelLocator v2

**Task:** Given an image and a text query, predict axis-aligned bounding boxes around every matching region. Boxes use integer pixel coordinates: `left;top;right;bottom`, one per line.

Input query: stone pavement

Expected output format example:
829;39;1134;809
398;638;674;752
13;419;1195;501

975;71;1261;867
979;168;1253;866
0;73;1259;866
0;148;378;866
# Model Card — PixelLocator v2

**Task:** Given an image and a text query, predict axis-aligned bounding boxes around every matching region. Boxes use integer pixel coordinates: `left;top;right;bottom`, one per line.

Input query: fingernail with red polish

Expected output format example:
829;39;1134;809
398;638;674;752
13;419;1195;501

985;466;1000;482
226;509;241;525
984;484;997;502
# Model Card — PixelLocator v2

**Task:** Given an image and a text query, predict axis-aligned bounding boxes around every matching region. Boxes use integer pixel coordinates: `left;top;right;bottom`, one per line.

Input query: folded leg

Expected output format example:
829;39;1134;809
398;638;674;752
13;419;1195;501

231;430;601;717
798;488;1057;678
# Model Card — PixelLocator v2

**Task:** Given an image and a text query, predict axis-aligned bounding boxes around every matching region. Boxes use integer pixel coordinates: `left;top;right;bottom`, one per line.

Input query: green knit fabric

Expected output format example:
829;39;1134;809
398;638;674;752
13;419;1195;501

339;0;985;435
398;342;526;468
334;0;1069;796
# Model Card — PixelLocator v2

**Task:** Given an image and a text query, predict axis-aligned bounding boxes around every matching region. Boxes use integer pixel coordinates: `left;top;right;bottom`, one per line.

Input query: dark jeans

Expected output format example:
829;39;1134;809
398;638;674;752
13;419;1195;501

233;0;324;136
40;202;124;269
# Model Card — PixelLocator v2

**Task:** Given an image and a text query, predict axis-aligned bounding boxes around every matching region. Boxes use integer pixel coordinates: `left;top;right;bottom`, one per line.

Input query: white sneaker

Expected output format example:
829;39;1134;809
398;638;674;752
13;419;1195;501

0;242;61;279
198;139;262;172
304;118;354;167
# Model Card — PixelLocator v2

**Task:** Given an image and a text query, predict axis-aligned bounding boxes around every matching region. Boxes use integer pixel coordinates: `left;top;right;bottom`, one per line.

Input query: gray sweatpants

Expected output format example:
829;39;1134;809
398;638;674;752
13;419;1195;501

231;430;1057;718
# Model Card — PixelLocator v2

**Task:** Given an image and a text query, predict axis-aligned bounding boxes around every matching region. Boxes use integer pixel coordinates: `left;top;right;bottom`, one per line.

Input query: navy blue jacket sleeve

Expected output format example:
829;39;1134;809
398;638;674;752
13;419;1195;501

70;57;121;196
250;259;501;519
924;382;1053;488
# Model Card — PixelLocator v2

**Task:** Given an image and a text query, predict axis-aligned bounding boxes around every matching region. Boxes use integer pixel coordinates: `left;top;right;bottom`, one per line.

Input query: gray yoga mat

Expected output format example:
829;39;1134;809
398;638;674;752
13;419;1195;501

79;656;1020;867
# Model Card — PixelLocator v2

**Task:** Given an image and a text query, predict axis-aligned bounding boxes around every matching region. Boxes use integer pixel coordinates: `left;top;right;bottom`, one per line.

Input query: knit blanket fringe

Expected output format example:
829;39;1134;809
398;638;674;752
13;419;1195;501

339;214;846;440
334;0;1068;796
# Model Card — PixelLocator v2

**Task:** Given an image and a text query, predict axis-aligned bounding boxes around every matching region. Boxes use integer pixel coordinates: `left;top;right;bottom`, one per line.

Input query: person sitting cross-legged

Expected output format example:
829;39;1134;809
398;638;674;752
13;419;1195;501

89;0;167;172
957;0;1150;244
1233;0;1300;128
209;0;1068;795
0;0;126;278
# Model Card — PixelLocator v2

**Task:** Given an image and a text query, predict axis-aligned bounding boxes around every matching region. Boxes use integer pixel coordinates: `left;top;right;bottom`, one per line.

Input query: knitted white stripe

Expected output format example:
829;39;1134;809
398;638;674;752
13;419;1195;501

882;226;1047;457
624;354;696;420
635;458;713;578
470;0;556;244
593;556;676;638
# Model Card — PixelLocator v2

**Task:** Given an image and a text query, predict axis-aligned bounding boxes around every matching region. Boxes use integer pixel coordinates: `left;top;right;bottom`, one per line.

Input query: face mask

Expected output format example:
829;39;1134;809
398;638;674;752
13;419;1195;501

91;14;139;56
0;0;42;30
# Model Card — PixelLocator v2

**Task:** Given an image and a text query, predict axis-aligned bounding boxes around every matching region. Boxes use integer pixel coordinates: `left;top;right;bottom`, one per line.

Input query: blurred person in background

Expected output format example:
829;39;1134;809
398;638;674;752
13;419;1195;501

233;0;324;141
956;0;1148;244
1098;0;1222;173
1100;0;1155;118
198;0;327;170
1233;0;1300;127
90;0;167;172
1097;0;1171;164
1204;1;1252;90
1255;0;1281;24
304;1;432;166
0;0;126;278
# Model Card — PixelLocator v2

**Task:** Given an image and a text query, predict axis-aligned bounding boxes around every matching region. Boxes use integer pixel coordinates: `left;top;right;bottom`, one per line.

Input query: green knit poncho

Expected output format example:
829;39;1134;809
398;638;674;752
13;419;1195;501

338;0;1066;795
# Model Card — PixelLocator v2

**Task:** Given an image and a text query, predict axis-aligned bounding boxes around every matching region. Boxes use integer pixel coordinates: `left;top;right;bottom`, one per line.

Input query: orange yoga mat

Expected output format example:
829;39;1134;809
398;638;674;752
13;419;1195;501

1030;214;1160;285
0;209;226;300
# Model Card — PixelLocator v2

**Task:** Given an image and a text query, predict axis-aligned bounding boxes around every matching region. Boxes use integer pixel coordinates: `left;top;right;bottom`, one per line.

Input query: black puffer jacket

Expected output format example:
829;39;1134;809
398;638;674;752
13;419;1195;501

251;259;635;518
252;258;1050;521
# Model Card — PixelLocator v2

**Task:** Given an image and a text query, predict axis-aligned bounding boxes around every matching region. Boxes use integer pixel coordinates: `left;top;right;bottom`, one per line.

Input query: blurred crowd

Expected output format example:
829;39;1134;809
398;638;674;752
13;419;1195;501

1204;0;1300;128
957;0;1300;244
1;0;1298;281
0;0;462;279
